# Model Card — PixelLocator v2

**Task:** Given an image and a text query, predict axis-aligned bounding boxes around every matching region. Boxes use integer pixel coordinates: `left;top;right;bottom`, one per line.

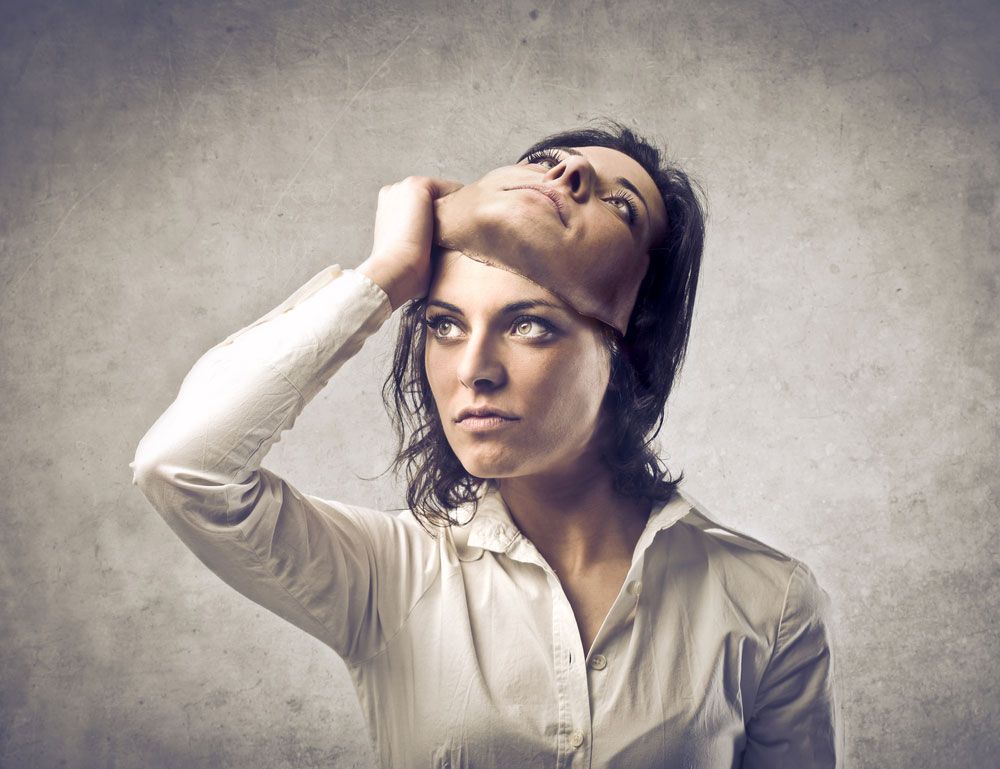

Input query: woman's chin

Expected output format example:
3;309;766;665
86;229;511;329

455;448;524;480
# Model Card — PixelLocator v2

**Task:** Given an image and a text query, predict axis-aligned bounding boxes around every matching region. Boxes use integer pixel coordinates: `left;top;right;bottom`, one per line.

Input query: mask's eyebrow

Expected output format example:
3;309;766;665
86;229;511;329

522;146;651;221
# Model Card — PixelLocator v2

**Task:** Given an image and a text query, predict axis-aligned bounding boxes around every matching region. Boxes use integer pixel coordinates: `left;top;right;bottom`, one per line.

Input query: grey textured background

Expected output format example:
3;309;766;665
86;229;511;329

1;0;997;767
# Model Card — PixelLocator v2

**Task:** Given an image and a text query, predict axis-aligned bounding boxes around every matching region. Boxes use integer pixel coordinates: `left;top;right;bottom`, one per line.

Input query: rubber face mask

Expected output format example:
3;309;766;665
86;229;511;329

431;147;662;336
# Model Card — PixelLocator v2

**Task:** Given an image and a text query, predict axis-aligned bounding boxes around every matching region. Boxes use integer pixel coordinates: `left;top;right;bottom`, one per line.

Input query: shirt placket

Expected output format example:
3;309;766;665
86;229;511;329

509;537;595;769
582;557;646;757
548;552;649;769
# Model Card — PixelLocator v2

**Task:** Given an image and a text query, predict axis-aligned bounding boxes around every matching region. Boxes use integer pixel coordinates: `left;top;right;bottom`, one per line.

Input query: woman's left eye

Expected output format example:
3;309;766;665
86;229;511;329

511;316;553;338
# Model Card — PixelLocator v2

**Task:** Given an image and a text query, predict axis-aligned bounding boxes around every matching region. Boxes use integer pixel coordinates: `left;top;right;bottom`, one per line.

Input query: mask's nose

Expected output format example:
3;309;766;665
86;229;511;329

543;153;595;202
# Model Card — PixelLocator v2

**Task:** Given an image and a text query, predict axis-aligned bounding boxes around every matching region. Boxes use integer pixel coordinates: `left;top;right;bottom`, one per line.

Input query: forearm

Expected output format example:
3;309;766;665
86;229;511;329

130;264;392;524
357;252;424;312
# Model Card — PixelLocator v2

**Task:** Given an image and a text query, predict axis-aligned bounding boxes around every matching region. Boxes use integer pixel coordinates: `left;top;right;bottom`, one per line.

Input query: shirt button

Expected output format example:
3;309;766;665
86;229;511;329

627;580;642;597
569;730;585;748
590;654;607;670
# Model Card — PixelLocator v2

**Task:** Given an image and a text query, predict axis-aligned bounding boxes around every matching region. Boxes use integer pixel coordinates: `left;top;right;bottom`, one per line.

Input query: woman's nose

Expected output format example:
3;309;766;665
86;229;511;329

543;154;594;202
456;334;507;392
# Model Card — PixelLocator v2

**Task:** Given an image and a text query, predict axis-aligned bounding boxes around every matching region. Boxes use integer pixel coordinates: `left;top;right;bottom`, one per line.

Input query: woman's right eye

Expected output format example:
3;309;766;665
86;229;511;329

423;316;462;339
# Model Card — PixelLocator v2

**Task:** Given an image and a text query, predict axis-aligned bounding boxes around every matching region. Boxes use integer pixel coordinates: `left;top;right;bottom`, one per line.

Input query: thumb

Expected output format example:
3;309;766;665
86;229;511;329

427;177;464;198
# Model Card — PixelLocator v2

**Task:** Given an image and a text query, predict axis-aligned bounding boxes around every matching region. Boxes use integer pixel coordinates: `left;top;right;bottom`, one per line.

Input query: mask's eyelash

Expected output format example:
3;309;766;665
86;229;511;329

521;149;564;166
609;188;639;224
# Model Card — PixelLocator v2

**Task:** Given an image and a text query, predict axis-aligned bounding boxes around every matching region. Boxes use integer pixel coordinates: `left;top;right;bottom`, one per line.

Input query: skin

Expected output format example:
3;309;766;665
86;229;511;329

359;147;667;648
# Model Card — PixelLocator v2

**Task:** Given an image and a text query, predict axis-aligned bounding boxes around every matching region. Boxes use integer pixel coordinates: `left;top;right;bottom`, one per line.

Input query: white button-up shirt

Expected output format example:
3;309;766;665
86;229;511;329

131;265;842;769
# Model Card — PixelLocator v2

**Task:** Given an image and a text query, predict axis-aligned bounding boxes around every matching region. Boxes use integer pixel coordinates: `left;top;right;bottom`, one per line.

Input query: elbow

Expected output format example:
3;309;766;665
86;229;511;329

129;445;235;528
130;420;182;491
129;441;188;493
129;450;163;491
129;448;183;512
130;452;185;527
130;422;226;495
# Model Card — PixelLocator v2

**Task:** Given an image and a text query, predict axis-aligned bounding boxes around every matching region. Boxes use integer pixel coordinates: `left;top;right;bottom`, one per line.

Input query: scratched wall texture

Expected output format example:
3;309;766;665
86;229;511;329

1;0;997;767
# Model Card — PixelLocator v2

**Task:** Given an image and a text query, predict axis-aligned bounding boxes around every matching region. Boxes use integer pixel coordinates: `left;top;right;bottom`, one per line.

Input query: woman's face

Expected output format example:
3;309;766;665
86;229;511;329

434;145;668;280
424;251;613;479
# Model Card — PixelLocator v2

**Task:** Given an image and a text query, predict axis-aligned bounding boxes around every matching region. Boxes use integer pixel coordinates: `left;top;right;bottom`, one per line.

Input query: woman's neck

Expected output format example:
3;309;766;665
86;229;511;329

494;460;652;578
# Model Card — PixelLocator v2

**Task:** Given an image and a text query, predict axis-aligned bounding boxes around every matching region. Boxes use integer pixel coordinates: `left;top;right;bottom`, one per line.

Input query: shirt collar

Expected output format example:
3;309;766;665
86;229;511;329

448;482;725;564
448;484;518;561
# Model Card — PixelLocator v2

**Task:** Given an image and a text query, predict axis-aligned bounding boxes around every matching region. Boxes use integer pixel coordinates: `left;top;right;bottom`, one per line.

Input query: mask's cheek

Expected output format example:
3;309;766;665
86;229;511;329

433;182;538;262
433;185;483;251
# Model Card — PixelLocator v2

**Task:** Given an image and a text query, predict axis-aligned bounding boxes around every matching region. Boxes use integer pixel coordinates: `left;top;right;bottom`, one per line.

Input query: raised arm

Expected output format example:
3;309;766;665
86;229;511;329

130;175;462;665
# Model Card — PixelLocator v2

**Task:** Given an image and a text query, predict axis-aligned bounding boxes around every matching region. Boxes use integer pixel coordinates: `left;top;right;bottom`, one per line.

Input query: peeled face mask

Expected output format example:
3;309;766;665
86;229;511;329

432;167;652;336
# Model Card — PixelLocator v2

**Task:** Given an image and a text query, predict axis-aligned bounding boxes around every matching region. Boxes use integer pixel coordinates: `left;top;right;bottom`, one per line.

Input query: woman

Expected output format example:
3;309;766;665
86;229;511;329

131;123;841;768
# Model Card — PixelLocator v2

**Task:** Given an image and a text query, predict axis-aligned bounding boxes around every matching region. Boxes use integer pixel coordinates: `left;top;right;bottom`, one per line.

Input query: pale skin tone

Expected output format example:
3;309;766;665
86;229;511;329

359;146;667;651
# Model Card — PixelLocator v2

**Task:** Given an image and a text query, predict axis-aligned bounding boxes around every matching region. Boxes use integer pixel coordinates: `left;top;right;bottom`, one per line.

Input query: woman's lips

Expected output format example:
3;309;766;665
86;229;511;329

506;185;568;226
455;415;519;432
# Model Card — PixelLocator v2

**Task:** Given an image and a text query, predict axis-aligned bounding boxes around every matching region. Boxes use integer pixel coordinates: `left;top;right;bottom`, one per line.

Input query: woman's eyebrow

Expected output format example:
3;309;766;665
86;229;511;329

553;147;651;220
427;299;465;315
427;299;564;315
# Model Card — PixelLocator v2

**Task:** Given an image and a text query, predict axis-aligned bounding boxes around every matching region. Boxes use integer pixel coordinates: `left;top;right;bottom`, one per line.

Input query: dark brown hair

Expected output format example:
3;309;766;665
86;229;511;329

382;121;706;533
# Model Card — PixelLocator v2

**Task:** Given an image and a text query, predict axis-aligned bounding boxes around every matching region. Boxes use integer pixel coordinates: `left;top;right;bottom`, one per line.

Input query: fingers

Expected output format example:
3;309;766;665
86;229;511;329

381;176;463;199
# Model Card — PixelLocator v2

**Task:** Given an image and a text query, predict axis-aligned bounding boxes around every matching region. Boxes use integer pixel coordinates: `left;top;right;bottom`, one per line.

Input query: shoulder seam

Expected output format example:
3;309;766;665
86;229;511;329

678;512;795;562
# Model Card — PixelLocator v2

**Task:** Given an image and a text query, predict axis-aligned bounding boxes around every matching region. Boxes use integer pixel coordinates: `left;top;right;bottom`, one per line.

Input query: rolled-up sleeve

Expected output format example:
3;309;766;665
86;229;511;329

743;561;843;768
130;265;438;665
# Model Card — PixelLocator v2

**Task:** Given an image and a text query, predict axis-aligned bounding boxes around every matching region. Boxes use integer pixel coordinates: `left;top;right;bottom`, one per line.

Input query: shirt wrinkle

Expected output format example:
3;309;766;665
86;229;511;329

773;562;804;661
223;503;352;656
349;557;444;669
